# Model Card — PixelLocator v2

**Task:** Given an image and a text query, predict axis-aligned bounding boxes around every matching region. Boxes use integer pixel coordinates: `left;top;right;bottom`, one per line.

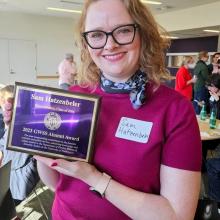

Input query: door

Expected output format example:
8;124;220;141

0;38;10;84
8;39;37;84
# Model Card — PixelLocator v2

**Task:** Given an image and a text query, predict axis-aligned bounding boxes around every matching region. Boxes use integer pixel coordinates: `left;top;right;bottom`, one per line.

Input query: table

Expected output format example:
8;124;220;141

197;117;220;209
197;116;220;172
197;116;220;141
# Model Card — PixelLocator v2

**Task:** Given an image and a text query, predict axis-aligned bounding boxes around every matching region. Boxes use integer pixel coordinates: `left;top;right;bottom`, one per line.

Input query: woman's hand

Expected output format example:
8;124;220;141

34;155;102;187
187;76;197;85
209;91;220;101
3;98;13;125
191;76;197;84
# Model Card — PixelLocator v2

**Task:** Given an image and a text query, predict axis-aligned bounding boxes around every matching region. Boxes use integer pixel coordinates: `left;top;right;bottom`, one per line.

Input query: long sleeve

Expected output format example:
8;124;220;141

176;69;188;90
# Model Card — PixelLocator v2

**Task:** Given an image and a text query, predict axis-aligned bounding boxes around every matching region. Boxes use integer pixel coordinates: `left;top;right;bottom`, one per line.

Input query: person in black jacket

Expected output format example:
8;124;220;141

207;74;220;119
207;52;220;75
193;51;210;114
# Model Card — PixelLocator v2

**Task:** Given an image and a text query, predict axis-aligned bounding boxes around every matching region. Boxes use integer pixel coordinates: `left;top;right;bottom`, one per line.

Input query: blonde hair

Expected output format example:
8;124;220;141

181;56;193;66
0;85;14;101
198;51;208;60
75;0;170;87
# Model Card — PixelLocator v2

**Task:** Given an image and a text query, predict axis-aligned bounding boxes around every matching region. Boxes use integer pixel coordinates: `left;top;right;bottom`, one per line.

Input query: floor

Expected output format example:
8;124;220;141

16;182;54;220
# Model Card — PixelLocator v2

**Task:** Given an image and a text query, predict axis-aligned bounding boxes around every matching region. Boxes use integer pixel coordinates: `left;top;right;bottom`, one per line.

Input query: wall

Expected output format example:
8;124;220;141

168;36;218;53
0;12;79;87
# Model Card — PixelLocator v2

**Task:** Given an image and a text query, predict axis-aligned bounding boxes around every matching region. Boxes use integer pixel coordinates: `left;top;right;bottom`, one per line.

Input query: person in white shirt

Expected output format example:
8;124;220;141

58;53;77;90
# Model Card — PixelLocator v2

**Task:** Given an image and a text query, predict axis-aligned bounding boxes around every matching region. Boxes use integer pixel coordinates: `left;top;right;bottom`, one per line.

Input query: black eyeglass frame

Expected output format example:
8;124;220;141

82;23;138;49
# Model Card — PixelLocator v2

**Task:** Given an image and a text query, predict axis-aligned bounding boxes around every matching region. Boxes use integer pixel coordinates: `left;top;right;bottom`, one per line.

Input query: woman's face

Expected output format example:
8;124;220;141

186;58;195;68
208;85;219;94
85;0;141;82
213;54;220;64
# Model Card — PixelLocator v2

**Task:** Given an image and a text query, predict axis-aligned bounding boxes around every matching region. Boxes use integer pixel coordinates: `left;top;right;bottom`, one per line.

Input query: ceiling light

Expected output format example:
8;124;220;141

141;0;162;5
169;36;179;39
203;29;220;33
161;35;179;39
156;5;173;11
47;7;82;13
60;0;83;5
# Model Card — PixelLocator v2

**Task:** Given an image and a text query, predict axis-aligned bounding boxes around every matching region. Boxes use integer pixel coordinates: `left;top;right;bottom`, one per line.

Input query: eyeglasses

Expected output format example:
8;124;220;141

82;24;138;49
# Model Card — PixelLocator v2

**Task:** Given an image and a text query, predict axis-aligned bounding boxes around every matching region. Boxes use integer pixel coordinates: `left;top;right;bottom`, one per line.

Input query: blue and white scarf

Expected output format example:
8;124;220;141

100;70;148;109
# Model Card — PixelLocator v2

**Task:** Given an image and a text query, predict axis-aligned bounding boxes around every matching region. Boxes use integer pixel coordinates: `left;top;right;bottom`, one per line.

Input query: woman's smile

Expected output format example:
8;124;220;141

102;52;126;62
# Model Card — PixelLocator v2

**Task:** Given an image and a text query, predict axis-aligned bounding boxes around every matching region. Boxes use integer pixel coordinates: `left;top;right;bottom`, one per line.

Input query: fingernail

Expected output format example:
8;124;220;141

51;162;58;167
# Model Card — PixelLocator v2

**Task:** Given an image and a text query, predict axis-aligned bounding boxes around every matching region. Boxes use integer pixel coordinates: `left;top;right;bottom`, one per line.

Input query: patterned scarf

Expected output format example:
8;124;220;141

100;70;148;109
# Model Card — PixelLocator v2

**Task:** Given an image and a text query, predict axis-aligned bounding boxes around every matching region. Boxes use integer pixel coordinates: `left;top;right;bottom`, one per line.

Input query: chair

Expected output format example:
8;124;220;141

33;183;49;220
194;198;220;220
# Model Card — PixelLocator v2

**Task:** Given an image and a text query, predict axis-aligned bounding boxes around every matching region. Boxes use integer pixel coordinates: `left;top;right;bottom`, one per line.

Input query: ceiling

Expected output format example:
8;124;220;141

1;0;220;16
0;0;220;39
150;0;220;14
169;26;220;39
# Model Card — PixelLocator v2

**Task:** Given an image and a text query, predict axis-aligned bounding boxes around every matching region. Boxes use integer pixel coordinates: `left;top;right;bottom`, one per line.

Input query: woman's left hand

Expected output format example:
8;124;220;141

34;155;102;187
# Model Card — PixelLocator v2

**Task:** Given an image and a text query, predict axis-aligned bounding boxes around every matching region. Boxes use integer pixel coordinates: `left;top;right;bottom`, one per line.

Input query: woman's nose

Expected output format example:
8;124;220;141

104;35;119;50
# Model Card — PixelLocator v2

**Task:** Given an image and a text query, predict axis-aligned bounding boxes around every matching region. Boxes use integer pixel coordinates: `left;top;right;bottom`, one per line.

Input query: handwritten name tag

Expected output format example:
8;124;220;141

115;117;153;143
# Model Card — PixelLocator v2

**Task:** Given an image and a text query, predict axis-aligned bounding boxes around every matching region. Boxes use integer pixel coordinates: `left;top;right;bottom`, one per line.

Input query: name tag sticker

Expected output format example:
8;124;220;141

115;117;153;143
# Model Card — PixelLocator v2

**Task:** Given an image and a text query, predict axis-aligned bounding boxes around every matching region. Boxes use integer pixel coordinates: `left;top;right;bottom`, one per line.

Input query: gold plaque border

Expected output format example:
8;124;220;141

7;82;101;162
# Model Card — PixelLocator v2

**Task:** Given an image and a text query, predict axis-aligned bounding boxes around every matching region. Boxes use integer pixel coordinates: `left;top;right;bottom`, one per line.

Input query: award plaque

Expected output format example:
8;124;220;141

7;82;101;162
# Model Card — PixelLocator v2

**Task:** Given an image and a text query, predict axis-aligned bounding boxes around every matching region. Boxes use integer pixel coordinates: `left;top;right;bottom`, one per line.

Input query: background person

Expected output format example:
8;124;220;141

0;105;5;139
0;85;39;206
208;52;220;75
0;85;13;138
207;74;220;119
202;74;220;218
4;0;201;219
58;53;77;90
193;51;210;114
175;55;196;100
0;150;2;165
0;84;6;139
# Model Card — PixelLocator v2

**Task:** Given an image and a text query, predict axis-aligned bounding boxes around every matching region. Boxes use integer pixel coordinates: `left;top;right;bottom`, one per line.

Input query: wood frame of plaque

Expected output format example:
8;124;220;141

7;82;101;162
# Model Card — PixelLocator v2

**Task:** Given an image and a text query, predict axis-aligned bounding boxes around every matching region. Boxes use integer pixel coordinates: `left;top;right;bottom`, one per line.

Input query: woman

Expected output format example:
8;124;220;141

207;52;220;74
208;74;220;119
4;0;201;219
0;85;39;206
205;75;220;216
175;56;196;100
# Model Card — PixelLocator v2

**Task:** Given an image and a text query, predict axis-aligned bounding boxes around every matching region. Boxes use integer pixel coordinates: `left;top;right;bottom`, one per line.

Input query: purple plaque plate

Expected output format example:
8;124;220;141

7;82;100;162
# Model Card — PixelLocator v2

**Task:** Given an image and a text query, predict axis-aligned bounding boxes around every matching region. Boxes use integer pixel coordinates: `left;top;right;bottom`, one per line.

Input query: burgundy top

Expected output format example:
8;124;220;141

52;83;202;220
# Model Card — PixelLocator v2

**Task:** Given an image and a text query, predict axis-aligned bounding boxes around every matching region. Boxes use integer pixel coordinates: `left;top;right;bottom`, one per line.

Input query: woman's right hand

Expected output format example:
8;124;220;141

3;98;13;125
191;75;197;83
